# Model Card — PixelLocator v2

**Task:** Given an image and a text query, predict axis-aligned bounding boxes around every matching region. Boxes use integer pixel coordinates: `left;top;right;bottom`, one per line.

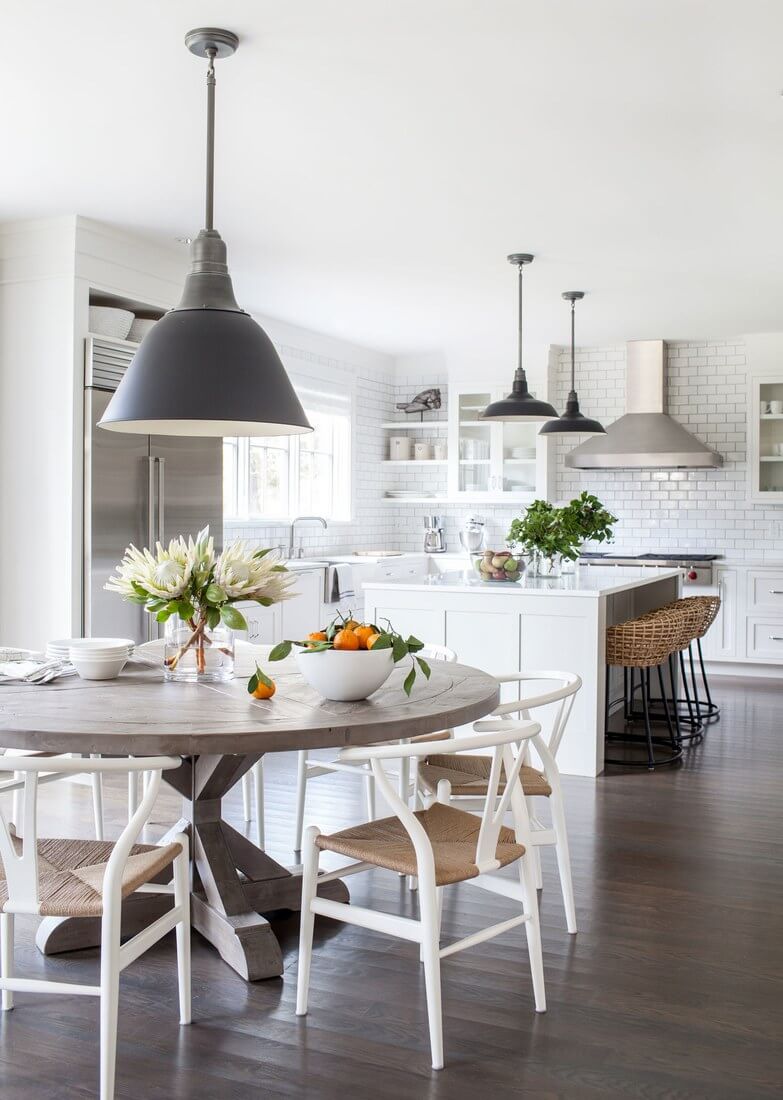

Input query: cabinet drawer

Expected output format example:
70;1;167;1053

747;571;783;612
745;617;783;662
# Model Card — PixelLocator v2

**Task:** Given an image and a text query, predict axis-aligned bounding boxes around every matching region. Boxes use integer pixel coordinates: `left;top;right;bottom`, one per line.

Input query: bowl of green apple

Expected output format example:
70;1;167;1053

472;549;525;582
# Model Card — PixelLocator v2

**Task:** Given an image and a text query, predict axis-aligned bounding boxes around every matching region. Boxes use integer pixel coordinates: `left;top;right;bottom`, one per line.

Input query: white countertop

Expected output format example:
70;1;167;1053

363;565;682;598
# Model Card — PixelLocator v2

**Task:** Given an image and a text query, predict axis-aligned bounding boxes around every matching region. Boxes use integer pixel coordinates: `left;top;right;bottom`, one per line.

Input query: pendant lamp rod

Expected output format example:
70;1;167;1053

516;257;524;372
205;47;217;231
569;292;577;392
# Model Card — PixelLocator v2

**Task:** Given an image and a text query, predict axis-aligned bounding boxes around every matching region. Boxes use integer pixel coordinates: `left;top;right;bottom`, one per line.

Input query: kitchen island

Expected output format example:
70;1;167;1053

364;565;681;776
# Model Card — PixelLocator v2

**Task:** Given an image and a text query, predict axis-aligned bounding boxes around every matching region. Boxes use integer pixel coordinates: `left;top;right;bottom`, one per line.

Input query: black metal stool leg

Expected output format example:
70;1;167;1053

688;642;702;719
657;663;678;749
605;665;611;736
668;652;683;744
696;636;720;722
640;668;655;771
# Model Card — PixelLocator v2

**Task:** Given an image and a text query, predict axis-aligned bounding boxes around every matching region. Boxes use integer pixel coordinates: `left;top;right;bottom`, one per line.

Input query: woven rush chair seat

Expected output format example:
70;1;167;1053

315;801;525;887
0;835;182;918
418;753;552;798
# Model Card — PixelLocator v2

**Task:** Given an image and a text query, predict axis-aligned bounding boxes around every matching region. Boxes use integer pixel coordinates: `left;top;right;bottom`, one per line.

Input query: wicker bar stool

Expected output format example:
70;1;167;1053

657;596;721;725
633;596;721;740
605;609;683;769
630;600;705;744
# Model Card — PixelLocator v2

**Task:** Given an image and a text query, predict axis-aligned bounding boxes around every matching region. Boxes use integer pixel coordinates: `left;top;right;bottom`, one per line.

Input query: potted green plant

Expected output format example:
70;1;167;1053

561;491;617;568
506;500;577;577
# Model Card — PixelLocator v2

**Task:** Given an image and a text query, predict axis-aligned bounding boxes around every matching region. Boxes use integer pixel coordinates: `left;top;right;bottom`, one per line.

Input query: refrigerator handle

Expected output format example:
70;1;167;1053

157;456;166;546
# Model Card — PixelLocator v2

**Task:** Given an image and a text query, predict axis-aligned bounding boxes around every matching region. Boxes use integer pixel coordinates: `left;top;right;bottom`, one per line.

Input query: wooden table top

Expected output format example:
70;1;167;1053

0;656;499;755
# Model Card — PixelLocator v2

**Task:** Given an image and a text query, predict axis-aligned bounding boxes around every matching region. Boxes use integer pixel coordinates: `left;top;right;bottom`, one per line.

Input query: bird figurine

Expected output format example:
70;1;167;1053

396;388;442;419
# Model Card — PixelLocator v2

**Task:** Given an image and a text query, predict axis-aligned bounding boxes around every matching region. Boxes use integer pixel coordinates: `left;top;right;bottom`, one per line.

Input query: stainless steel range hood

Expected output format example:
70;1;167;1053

565;340;723;470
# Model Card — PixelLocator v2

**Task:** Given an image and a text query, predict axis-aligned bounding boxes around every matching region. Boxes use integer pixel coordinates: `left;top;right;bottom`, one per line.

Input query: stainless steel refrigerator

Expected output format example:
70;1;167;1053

84;337;223;643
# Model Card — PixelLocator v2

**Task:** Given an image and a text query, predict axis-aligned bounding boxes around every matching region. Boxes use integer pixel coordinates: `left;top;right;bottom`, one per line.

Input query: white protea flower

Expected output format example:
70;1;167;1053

214;541;296;603
105;536;194;601
187;526;216;584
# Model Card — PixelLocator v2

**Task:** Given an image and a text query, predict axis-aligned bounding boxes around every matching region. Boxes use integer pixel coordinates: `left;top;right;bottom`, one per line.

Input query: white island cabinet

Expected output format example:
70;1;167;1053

364;566;681;778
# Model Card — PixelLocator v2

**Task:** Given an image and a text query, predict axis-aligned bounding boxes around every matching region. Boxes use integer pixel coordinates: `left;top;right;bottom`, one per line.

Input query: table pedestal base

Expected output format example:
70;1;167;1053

36;754;349;980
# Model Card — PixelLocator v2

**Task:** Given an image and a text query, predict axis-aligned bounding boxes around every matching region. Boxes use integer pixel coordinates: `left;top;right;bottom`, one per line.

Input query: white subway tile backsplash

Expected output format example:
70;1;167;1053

225;335;782;562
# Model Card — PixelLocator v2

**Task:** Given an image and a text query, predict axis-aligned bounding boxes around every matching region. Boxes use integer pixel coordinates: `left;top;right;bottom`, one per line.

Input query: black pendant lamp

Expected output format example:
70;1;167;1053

100;29;312;437
480;253;559;423
539;292;605;437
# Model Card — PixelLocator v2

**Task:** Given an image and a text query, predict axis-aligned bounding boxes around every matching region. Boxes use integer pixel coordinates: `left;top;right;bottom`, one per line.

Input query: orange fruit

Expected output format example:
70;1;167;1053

252;680;276;700
307;631;327;643
354;625;375;649
333;628;360;651
366;632;382;649
343;619;361;632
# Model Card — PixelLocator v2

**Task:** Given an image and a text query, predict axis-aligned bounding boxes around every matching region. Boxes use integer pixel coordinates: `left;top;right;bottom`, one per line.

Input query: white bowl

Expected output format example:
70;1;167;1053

64;637;134;656
89;306;135;340
70;651;127;680
127;317;157;343
295;646;394;701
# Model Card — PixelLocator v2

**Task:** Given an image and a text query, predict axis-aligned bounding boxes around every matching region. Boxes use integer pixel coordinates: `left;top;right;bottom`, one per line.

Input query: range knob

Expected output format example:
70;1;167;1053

687;569;698;581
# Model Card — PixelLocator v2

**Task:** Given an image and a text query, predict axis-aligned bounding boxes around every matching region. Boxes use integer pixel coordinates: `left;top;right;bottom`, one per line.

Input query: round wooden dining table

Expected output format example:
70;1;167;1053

0;653;499;981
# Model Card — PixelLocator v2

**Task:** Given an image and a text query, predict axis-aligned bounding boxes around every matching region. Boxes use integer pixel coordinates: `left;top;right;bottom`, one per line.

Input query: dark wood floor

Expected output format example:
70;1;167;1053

1;676;782;1098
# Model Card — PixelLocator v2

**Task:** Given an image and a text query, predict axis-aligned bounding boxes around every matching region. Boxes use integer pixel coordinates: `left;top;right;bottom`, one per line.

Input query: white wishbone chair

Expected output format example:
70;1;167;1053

3;748;106;840
0;755;191;1100
296;719;546;1070
239;643;457;851
417;671;581;933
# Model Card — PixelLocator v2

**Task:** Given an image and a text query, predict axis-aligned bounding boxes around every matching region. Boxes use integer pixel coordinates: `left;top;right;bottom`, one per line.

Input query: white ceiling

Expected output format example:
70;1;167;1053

5;1;783;364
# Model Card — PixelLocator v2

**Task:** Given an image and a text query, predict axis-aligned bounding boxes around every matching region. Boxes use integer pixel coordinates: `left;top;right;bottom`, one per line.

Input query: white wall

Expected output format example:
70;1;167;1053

0;218;77;648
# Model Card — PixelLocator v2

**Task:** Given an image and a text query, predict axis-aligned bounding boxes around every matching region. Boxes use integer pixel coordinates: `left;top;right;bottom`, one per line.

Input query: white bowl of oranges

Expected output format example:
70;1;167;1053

295;621;394;702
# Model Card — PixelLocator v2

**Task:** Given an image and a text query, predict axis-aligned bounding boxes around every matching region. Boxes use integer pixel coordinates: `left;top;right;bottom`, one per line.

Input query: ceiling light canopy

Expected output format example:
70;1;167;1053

480;254;559;423
100;28;311;438
539;292;606;437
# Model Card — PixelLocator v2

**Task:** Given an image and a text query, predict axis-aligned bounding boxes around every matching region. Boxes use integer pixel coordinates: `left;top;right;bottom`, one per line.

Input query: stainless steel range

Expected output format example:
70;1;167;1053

578;552;719;586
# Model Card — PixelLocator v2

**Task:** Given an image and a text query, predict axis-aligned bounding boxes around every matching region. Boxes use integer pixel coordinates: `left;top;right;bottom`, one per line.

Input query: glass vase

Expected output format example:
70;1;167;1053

533;551;562;578
163;615;235;683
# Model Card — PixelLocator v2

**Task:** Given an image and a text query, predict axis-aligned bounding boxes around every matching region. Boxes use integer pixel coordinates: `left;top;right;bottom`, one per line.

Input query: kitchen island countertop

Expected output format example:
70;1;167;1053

363;564;681;598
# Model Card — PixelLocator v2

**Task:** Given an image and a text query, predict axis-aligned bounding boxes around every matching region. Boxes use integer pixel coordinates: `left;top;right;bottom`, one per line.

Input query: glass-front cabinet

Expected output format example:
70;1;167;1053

749;376;783;502
448;383;552;502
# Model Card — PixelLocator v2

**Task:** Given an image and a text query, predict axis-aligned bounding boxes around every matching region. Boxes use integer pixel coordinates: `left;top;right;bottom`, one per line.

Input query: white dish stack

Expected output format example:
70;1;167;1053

49;637;135;681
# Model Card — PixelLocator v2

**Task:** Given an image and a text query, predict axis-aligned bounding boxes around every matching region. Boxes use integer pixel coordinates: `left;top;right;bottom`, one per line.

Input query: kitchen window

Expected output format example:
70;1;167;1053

223;376;352;522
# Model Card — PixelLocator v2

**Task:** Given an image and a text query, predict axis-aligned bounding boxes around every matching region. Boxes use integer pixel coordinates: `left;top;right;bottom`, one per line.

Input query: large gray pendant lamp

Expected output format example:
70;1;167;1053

100;28;312;437
539;291;606;437
479;253;559;423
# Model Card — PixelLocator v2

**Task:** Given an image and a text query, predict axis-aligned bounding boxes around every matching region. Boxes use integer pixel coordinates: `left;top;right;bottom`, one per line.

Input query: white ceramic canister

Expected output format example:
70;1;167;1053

414;442;432;460
433;441;447;460
389;436;412;460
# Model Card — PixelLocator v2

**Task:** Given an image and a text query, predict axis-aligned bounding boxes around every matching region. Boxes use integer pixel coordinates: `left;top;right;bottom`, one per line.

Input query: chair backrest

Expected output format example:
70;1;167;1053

493;670;581;758
420;643;457;663
341;721;540;880
0;755;180;915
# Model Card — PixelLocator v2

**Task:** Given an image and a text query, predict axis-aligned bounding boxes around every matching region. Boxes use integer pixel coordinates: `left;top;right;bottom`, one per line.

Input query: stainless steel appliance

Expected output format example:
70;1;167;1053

579;551;719;586
459;516;485;554
567;341;723;470
84;336;223;643
423;515;446;554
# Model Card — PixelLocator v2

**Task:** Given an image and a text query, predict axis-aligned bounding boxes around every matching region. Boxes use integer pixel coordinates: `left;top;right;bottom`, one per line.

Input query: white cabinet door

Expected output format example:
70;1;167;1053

749;376;783;503
700;568;738;660
448;382;551;503
238;603;281;645
367;604;445;645
445;609;520;673
281;570;322;641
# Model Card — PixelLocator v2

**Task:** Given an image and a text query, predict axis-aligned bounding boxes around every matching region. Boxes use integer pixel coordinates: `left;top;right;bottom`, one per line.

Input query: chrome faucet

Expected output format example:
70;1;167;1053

287;515;327;559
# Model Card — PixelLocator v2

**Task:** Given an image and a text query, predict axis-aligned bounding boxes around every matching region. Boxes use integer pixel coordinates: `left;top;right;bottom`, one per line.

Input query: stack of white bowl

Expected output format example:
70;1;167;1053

49;637;134;681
